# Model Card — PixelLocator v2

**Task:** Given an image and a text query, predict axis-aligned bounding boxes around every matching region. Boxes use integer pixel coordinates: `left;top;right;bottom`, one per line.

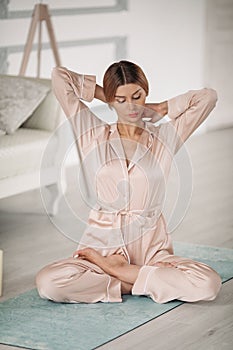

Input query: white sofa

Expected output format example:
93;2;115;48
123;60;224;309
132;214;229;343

0;74;71;296
0;74;67;216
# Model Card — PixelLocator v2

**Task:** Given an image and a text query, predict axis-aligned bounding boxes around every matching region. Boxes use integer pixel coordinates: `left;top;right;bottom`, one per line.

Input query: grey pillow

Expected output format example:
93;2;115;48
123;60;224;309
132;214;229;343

0;75;50;134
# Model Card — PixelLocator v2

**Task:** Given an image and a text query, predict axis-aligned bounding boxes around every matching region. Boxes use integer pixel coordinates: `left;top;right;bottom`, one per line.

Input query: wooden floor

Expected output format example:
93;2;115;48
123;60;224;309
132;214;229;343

0;127;233;350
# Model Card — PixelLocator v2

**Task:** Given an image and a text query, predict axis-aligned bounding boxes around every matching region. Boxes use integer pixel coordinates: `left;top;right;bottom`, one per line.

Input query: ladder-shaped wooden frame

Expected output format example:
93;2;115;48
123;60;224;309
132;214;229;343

19;3;61;77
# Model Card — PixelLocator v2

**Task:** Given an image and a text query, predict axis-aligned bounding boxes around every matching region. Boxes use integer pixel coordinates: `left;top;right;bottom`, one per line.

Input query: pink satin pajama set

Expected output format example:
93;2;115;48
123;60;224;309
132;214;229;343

36;67;222;304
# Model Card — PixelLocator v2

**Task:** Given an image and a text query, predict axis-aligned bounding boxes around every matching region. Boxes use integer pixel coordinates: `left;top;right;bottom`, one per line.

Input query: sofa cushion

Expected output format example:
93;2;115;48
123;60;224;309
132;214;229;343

0;75;50;134
0;128;58;179
22;88;61;132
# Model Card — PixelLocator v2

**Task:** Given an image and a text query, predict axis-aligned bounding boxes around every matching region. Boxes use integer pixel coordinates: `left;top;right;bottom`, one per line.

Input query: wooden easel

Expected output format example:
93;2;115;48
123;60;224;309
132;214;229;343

19;3;61;77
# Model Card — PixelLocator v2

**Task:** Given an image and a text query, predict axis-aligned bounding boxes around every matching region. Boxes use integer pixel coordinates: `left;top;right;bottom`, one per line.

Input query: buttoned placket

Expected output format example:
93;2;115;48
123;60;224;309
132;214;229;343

108;122;154;211
105;122;155;260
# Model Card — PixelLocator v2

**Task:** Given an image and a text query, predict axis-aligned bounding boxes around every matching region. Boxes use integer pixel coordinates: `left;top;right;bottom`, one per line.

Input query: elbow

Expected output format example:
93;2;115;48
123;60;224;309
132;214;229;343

51;66;67;82
51;66;62;82
51;66;68;95
51;66;60;79
204;88;218;108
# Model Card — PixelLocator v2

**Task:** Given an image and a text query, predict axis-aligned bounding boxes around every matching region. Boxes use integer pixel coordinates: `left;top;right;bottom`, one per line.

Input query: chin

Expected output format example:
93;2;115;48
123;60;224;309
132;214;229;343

129;114;144;122
119;117;138;123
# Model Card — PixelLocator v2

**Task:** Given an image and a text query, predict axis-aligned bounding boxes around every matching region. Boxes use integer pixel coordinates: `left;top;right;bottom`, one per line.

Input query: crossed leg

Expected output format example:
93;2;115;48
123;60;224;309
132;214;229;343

74;248;222;303
36;248;222;304
36;257;123;303
73;248;182;296
75;248;178;282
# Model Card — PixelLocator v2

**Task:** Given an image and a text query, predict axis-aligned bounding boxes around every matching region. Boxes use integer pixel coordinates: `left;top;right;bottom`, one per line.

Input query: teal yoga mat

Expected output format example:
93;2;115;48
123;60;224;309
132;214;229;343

0;242;233;350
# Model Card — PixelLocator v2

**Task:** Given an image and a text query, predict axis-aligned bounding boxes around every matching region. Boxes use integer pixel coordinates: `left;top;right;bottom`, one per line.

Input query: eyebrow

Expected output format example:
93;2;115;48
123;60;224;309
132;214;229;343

114;88;142;98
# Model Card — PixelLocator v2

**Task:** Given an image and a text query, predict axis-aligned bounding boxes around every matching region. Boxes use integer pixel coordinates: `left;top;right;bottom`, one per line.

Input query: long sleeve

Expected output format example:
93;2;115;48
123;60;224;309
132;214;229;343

51;66;96;118
51;66;107;153
166;88;217;153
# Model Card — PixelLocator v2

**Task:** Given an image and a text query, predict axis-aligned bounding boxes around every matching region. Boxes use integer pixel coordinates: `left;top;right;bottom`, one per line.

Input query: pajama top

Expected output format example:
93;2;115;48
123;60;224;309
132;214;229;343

52;67;217;271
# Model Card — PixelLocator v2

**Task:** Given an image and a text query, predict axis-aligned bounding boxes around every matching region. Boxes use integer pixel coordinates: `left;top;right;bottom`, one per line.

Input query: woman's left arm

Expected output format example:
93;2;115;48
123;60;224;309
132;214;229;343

167;88;218;145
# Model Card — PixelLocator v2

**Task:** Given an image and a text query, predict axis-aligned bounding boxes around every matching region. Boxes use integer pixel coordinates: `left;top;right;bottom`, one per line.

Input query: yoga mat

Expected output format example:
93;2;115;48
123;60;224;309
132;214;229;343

0;242;233;350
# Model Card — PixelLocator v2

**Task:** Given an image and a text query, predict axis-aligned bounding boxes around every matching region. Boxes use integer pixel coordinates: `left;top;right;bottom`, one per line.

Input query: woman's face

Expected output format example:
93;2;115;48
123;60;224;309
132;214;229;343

110;84;147;125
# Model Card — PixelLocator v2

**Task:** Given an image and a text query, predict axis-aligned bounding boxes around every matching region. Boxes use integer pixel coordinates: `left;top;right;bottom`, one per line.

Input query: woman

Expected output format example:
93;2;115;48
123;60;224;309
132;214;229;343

36;60;222;304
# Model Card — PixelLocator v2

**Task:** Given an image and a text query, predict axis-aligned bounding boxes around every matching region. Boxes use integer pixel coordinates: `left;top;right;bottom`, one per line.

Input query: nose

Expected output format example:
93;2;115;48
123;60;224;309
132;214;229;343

127;101;135;111
129;103;134;110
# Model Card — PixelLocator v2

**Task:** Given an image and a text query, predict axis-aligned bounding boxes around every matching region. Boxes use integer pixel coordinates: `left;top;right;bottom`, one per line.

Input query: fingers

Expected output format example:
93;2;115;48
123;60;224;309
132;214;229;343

73;248;87;259
73;251;78;258
72;248;99;260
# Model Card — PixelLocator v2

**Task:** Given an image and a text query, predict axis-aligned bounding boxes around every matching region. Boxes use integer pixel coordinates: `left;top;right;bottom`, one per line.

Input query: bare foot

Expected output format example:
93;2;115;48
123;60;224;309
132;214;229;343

73;248;128;276
155;261;178;268
73;248;140;284
73;247;106;266
121;281;133;294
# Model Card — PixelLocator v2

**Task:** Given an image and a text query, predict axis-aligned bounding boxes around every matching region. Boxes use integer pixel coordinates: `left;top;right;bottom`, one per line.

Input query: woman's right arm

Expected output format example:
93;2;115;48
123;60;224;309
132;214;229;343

52;67;108;153
52;66;97;118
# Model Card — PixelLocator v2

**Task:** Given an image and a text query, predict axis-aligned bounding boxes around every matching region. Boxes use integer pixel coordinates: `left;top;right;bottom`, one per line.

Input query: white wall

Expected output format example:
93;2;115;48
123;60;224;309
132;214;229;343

1;0;205;100
0;0;207;166
127;0;205;101
204;0;233;131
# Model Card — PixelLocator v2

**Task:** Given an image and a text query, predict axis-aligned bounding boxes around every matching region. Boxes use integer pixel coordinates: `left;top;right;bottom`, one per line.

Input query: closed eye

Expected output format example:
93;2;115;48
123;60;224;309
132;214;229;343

116;98;126;104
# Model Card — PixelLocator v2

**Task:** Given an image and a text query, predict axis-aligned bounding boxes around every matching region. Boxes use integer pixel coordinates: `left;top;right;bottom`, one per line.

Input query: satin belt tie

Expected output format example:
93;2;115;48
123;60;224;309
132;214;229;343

95;207;159;220
114;209;157;218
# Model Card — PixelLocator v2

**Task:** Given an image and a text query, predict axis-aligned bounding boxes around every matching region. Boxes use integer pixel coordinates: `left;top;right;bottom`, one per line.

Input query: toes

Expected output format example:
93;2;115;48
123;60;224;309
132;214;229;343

155;261;175;268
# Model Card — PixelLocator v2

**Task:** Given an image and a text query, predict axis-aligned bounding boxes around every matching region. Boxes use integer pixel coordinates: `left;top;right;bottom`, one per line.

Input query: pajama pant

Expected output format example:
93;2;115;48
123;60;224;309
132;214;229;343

36;254;222;304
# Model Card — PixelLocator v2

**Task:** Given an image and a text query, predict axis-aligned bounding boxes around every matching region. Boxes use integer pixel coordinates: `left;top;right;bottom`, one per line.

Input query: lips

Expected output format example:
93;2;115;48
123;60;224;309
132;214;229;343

128;112;138;117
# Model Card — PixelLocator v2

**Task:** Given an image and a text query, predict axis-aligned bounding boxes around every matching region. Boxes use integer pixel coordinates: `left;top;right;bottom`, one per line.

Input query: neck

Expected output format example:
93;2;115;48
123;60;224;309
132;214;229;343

117;121;145;138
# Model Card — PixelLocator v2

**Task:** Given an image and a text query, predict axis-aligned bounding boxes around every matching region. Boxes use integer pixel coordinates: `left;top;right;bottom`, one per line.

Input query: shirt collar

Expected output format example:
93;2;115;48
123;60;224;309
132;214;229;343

109;121;154;148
